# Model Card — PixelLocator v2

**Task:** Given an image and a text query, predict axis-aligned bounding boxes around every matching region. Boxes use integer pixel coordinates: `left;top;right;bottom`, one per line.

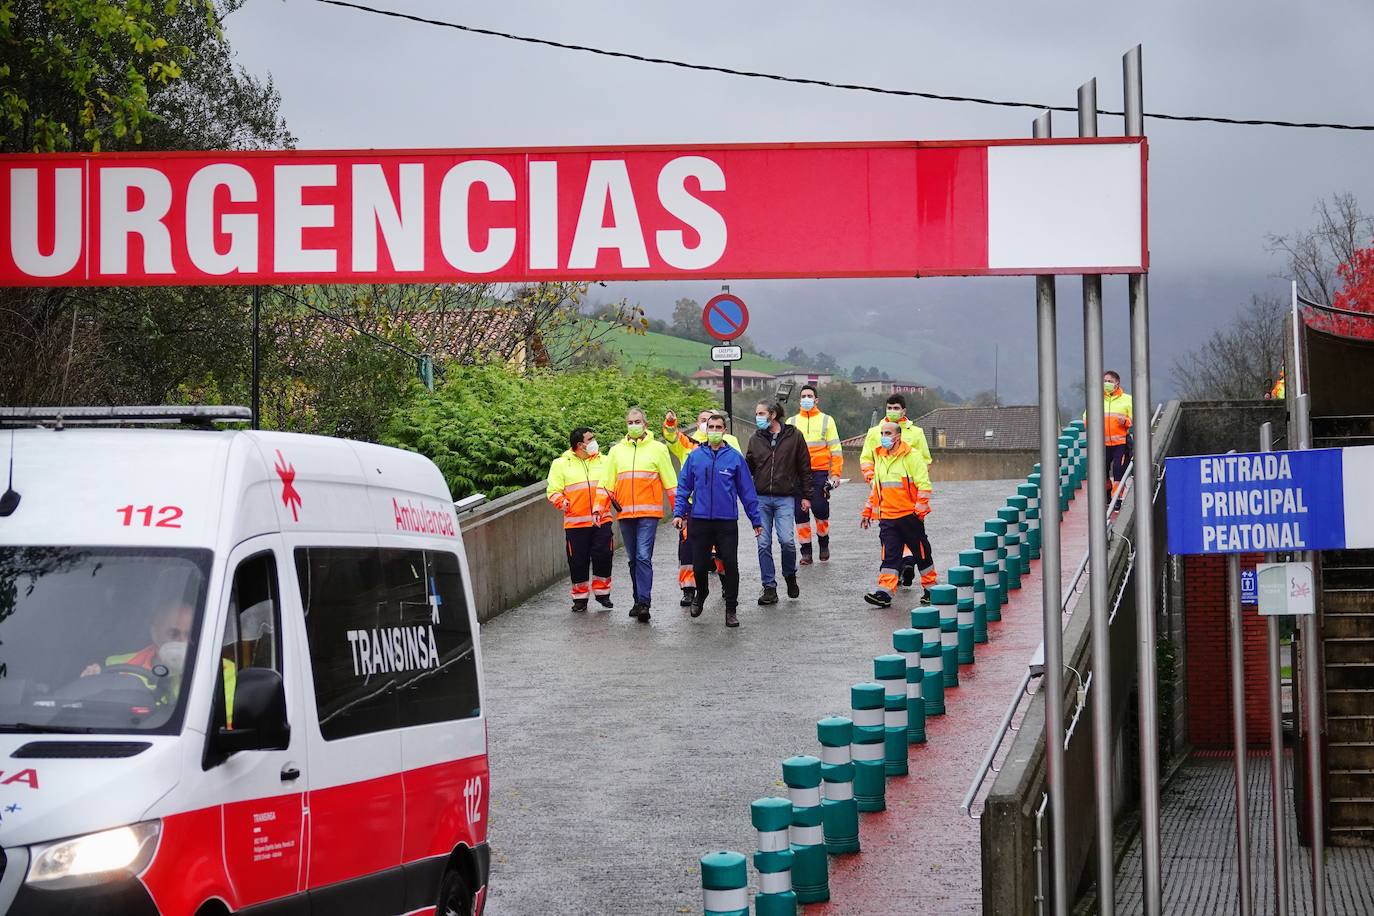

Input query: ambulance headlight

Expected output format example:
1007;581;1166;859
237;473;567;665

26;820;161;889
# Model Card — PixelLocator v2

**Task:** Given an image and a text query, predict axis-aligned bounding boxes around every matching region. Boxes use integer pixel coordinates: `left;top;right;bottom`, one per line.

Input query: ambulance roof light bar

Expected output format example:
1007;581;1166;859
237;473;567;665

0;405;253;428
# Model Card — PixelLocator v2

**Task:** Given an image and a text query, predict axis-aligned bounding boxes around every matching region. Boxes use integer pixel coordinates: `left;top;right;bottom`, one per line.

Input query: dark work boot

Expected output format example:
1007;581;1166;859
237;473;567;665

689;601;705;618
818;538;830;562
680;587;696;607
758;586;779;606
799;546;814;566
636;604;652;623
594;595;614;609
785;576;800;599
725;608;740;628
864;590;892;608
920;588;933;606
571;598;589;613
629;601;643;618
900;566;915;588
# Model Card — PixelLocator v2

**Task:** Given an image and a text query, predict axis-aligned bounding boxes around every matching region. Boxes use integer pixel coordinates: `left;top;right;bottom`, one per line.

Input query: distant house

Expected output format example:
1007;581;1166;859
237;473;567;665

773;369;835;389
854;378;929;399
910;405;1040;450
691;368;777;394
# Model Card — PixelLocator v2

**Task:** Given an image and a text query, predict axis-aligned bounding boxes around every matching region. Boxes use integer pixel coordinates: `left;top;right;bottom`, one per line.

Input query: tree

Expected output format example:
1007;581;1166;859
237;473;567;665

968;390;999;407
1269;193;1374;307
808;379;873;440
0;0;217;152
1170;294;1289;400
1308;246;1374;339
671;297;710;343
783;346;809;366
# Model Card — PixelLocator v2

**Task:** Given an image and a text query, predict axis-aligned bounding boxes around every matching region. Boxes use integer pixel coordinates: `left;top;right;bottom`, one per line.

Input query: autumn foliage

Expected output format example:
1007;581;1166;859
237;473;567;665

1309;246;1374;339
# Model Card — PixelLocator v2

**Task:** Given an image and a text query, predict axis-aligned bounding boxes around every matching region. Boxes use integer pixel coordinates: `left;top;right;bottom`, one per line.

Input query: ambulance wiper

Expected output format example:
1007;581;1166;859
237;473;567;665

0;723;98;734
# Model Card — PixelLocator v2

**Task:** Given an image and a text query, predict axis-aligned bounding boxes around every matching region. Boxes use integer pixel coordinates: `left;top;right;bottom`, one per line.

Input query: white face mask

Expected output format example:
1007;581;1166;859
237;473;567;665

697;421;710;435
585;440;600;456
800;397;816;410
157;640;188;676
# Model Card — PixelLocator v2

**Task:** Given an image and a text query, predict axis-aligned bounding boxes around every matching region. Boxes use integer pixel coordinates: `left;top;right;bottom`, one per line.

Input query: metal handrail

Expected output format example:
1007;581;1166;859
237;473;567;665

960;403;1163;821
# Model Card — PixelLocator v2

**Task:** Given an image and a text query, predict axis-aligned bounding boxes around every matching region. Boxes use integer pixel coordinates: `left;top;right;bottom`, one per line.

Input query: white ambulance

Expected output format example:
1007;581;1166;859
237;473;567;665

0;406;489;916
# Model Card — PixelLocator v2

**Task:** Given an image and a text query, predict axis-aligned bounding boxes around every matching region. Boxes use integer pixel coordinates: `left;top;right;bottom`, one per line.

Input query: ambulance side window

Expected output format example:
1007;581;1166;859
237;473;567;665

215;552;282;730
295;546;399;741
378;548;481;726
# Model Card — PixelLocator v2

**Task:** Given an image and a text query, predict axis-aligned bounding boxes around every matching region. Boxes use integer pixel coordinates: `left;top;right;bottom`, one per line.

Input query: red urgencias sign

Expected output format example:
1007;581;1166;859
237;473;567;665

0;138;1146;287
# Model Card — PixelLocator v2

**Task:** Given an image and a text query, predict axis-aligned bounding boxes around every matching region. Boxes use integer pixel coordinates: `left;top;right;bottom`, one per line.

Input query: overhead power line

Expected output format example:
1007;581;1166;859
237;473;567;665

311;0;1374;133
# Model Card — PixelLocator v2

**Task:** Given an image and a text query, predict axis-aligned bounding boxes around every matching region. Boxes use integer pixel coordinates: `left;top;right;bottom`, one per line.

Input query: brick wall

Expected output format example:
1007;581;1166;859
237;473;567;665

1183;552;1274;748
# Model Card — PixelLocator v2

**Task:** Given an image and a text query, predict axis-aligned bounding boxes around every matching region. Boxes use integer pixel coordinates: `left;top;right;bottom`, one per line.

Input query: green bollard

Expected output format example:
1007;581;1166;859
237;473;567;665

984;519;1010;596
974;531;1000;624
701;850;749;916
850;683;887;812
752;797;797;916
1007;497;1030;572
1026;508;1042;561
816;717;860;854
1004;533;1023;591
930;584;959;688
912;609;945;716
959;550;989;643
782;755;829;904
948;564;976;660
985;570;1004;623
892;628;926;743
874;655;908;776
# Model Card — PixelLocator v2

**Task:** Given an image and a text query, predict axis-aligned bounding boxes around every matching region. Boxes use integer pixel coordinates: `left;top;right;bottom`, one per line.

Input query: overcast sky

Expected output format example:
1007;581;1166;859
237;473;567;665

226;0;1374;401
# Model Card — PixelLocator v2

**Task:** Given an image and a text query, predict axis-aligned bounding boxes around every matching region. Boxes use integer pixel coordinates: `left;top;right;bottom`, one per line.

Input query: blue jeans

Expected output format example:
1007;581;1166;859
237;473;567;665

619;517;659;605
756;494;797;588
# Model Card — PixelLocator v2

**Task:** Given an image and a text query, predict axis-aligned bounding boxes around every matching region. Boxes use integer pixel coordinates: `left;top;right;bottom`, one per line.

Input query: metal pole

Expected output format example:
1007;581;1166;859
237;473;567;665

1033;108;1069;916
1289;282;1326;913
1228;552;1254;915
251;285;261;430
1078;76;1115;915
1260;421;1291;916
1124;45;1163;916
723;363;733;435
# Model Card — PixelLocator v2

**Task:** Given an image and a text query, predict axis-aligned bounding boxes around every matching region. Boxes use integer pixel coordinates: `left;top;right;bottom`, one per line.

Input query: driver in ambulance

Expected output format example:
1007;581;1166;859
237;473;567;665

79;598;237;721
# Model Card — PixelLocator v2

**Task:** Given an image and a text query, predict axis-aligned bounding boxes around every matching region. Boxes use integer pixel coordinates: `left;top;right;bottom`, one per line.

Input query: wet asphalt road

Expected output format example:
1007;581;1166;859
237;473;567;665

480;478;1021;915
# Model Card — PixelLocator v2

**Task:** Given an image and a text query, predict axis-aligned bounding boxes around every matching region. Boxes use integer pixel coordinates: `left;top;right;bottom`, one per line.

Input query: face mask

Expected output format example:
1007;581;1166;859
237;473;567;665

880;435;895;450
627;423;645;438
707;431;724;444
157;640;188;676
886;408;903;422
800;397;816;410
755;416;769;429
697;421;710;435
585;440;599;456
1104;381;1116;394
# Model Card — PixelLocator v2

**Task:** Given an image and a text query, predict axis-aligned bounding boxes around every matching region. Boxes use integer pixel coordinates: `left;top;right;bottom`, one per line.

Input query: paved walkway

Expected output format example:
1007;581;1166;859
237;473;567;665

480;477;1074;914
1113;751;1374;915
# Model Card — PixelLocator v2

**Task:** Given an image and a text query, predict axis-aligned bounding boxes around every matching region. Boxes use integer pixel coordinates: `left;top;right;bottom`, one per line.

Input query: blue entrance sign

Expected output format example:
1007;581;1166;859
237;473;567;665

1165;448;1349;555
1240;568;1258;605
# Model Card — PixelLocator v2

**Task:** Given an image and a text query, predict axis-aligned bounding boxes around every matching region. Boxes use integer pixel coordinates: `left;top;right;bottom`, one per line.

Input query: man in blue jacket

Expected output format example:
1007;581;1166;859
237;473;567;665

673;412;764;628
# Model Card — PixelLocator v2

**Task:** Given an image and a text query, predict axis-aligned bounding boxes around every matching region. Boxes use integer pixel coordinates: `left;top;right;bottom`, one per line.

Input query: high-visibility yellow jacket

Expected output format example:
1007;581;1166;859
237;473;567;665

861;442;932;521
545;450;612;528
859;419;931;482
602;435;678;519
106;647;237;726
787;408;843;475
663;420;741;462
1271;372;1286;400
1104;388;1133;446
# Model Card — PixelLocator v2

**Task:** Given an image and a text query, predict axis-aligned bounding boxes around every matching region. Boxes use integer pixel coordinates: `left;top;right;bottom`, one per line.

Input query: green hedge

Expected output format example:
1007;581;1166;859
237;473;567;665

382;365;718;499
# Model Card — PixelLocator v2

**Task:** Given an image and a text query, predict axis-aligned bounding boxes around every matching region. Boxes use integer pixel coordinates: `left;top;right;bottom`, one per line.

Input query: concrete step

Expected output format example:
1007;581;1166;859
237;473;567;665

1330;797;1374;829
1330;742;1374;770
1329;769;1374;799
1330;715;1374;742
1327;688;1374;717
1328;663;1374;690
1326;610;1374;637
1329;825;1374;847
1327;638;1374;664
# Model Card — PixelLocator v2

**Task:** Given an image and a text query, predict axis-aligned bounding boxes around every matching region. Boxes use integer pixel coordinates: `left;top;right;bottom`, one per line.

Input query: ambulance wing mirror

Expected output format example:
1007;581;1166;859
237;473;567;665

216;668;290;754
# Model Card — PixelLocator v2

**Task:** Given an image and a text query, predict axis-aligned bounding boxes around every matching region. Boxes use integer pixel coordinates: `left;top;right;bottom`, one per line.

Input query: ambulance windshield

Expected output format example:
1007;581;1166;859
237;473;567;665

0;546;211;734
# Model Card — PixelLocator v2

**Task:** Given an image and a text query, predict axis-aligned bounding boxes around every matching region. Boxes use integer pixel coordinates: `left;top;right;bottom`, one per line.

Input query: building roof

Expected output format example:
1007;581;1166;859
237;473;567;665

855;378;925;387
910;405;1041;450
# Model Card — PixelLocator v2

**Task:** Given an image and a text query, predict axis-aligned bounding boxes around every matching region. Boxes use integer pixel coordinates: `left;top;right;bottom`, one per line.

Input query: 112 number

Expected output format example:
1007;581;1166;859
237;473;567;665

116;505;183;528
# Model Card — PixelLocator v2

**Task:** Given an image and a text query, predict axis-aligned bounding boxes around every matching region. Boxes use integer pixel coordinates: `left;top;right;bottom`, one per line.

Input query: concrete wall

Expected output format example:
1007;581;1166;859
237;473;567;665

840;446;1037;482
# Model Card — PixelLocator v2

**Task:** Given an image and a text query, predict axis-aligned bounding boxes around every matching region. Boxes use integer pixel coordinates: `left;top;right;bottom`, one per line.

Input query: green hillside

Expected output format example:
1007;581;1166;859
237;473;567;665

593;322;792;376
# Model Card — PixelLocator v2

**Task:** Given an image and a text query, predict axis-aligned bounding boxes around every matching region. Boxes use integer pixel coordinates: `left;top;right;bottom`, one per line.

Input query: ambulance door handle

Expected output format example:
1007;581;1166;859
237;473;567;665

280;765;301;782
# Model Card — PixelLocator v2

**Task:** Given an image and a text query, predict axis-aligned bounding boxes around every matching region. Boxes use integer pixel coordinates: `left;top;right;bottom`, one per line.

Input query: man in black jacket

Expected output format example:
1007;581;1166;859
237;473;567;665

746;400;814;604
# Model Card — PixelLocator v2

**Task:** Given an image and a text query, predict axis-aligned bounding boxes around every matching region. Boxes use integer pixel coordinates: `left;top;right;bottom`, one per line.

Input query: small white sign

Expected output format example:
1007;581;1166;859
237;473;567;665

711;345;743;362
1257;562;1315;616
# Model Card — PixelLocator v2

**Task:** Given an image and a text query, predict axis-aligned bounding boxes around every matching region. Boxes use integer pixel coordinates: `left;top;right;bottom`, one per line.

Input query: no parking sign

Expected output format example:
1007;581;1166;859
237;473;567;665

701;294;749;342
